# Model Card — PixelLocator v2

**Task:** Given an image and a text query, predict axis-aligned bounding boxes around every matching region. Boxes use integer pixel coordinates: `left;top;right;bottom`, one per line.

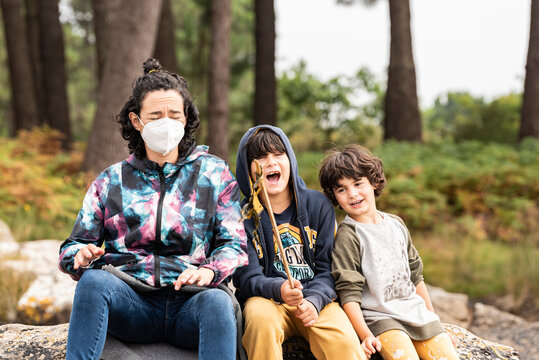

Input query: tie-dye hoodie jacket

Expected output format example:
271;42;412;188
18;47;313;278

59;145;248;288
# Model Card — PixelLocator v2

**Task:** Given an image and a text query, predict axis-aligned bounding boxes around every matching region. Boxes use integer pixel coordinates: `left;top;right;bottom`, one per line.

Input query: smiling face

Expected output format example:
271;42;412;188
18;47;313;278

334;176;378;224
250;151;291;200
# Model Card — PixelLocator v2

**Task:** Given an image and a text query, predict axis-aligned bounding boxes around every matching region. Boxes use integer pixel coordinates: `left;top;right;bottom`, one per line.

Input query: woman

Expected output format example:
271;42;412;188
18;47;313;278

59;59;248;360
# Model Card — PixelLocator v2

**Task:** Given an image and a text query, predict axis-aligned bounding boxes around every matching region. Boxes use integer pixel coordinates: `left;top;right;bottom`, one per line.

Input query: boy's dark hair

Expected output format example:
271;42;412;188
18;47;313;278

319;144;386;206
245;129;287;167
117;58;200;160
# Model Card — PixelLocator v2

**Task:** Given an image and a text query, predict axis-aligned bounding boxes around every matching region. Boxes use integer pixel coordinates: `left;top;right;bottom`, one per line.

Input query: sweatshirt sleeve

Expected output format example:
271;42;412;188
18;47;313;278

58;173;109;280
199;168;249;286
232;223;286;302
301;198;338;313
331;223;366;306
406;231;424;285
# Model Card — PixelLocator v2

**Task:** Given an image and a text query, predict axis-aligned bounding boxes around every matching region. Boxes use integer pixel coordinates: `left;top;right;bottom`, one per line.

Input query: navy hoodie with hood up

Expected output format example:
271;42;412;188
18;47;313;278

232;125;337;313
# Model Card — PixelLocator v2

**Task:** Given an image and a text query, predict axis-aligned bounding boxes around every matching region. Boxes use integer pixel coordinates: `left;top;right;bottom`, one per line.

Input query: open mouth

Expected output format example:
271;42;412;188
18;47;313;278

266;171;281;184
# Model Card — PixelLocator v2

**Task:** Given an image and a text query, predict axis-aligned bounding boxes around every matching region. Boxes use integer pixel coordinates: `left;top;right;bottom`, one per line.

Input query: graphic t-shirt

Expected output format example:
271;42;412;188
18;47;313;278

272;203;314;281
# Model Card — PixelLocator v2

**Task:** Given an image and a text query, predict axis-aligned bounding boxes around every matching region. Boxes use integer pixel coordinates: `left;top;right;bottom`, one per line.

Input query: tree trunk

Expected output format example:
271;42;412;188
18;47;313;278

254;0;276;126
83;0;162;173
520;0;539;140
384;0;421;141
154;0;178;73
207;0;231;160
38;0;72;149
0;0;39;134
25;0;45;126
91;0;116;85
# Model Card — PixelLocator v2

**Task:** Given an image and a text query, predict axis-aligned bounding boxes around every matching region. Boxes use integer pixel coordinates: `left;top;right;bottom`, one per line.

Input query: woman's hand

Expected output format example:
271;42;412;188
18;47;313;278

280;278;303;307
294;300;318;327
361;336;382;358
174;267;215;290
73;244;105;269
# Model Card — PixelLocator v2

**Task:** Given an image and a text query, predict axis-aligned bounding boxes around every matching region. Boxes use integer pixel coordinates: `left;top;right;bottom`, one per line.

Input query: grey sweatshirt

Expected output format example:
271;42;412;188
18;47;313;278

331;212;443;340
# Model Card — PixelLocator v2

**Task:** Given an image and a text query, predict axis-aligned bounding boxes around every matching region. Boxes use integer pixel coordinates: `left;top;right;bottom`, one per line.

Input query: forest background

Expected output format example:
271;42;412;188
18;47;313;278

0;0;537;323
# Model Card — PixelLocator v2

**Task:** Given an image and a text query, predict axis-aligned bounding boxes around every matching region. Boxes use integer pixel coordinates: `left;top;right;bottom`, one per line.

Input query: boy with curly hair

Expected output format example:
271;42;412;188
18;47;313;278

319;144;458;360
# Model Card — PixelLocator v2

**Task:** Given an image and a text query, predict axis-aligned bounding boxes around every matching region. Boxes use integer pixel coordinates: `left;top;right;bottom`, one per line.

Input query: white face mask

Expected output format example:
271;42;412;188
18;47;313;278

138;116;185;155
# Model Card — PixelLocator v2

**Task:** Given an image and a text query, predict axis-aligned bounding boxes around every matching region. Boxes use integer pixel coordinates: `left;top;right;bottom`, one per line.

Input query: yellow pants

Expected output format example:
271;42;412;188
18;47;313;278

378;329;459;360
242;296;367;360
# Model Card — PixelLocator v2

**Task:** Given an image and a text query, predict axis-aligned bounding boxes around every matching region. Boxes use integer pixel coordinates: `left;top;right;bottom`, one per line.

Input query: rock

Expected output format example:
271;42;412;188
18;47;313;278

428;284;472;328
282;337;316;360
491;293;539;322
0;322;520;360
0;323;67;360
1;239;76;325
471;303;538;360
284;323;522;360
0;219;18;253
444;323;519;360
16;272;75;325
101;334;198;360
3;240;63;276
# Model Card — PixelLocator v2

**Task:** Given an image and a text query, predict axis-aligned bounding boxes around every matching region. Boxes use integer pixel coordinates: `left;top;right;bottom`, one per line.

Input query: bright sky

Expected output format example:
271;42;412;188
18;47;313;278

275;0;530;108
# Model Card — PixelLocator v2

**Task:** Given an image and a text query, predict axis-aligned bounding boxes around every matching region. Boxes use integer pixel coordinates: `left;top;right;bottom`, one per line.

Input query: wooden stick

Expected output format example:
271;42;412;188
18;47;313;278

255;160;295;289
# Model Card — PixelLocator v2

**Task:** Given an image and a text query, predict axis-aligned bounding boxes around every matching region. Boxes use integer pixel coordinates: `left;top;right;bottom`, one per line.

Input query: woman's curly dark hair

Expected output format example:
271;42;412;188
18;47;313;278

118;58;200;160
319;144;386;206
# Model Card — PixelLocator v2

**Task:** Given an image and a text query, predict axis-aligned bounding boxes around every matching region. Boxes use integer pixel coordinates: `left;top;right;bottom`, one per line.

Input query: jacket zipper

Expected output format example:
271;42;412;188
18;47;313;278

108;257;137;267
154;168;166;287
293;179;315;271
259;212;271;275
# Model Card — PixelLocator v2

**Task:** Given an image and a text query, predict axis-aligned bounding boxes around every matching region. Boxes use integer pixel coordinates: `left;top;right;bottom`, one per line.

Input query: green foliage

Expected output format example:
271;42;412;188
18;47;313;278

477;94;521;142
295;151;327;190
171;0;211;99
0;128;89;241
278;62;383;152
424;92;522;143
228;0;255;153
374;140;539;243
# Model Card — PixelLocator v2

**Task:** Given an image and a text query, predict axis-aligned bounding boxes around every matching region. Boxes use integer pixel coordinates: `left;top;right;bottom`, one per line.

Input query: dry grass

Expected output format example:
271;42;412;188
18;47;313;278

413;224;539;317
0;263;36;324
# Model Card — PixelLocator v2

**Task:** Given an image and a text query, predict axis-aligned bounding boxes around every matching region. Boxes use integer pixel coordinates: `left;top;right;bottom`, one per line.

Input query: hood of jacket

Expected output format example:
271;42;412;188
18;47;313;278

236;125;308;218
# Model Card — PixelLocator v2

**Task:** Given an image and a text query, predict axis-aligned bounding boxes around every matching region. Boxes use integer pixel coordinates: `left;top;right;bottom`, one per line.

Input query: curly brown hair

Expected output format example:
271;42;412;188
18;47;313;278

319;144;386;206
117;58;200;160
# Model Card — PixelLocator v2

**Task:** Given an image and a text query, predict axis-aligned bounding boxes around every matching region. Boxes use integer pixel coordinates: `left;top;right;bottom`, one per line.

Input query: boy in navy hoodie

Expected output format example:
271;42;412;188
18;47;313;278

233;126;366;360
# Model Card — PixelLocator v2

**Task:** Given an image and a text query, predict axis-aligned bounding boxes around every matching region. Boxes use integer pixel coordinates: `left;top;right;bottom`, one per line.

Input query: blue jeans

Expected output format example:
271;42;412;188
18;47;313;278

66;270;236;360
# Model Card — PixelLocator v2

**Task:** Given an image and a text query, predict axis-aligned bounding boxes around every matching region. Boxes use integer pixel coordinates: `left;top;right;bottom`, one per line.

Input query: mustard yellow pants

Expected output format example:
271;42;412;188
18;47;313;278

378;329;459;360
242;296;367;360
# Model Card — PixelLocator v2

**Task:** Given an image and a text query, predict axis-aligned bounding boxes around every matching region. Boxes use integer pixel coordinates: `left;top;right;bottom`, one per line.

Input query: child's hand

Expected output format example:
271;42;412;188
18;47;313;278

294;300;318;327
280;278;303;306
361;336;382;357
